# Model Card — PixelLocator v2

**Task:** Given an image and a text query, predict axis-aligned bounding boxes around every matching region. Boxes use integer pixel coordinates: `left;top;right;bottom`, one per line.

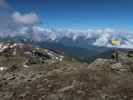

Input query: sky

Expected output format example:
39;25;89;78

2;0;133;31
0;0;133;48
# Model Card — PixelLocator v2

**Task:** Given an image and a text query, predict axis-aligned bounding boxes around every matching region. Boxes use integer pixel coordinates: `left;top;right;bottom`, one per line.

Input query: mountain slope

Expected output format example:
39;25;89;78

0;43;133;100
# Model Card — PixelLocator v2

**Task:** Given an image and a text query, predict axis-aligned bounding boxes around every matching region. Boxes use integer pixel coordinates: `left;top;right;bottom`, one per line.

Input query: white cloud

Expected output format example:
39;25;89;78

12;12;39;25
1;22;133;49
14;26;133;49
93;34;110;46
93;28;115;46
0;11;133;49
92;29;133;49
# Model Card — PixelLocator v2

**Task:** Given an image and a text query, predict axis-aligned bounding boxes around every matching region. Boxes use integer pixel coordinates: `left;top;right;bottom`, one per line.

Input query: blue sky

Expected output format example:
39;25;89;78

0;0;133;48
4;0;133;31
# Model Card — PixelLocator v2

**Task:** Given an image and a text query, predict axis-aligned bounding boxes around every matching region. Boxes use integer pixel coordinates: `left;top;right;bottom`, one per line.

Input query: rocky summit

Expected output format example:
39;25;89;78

0;43;133;100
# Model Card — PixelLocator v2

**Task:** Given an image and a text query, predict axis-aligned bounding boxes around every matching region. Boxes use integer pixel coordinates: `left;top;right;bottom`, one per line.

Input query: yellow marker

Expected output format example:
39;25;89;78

111;40;121;46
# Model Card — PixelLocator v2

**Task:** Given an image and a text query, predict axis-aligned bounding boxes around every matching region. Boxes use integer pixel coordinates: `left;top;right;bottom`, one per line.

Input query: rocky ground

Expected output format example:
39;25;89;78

0;43;133;100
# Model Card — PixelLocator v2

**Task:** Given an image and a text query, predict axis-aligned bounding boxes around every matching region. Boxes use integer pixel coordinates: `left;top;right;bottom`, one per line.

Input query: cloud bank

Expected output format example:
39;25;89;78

0;11;133;49
12;12;39;25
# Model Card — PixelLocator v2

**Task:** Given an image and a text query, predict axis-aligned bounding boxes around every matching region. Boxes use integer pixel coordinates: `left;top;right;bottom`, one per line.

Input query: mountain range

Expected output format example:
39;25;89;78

0;36;113;63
